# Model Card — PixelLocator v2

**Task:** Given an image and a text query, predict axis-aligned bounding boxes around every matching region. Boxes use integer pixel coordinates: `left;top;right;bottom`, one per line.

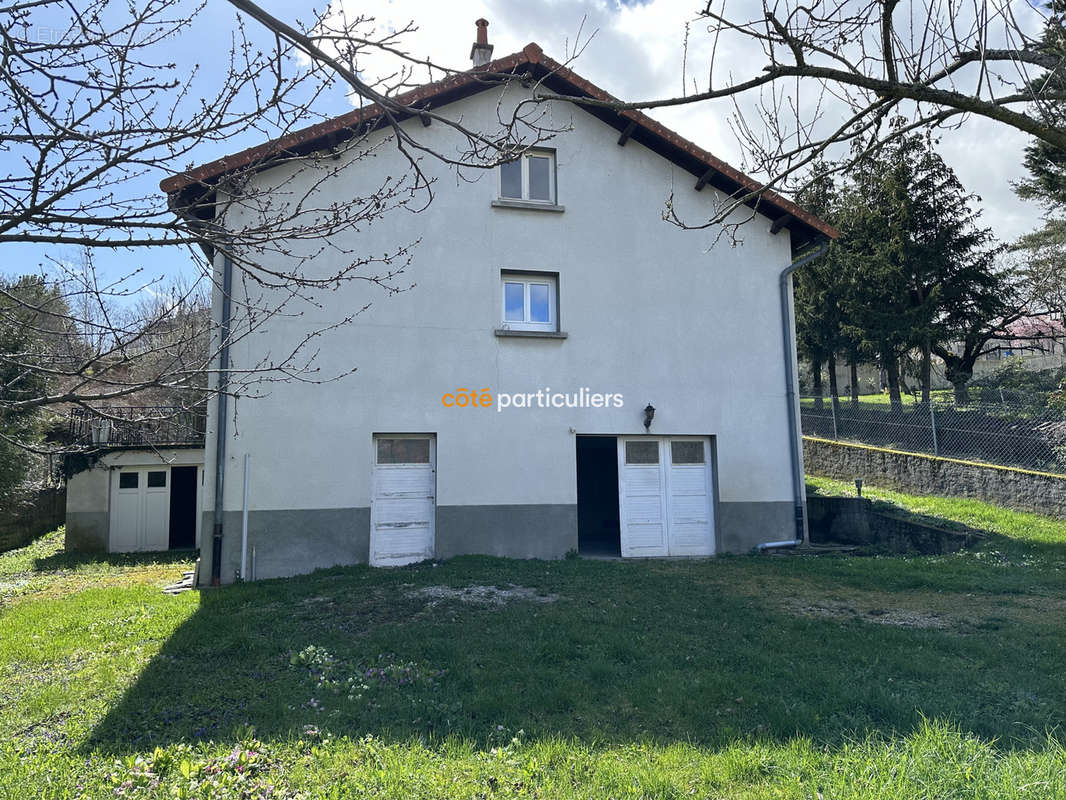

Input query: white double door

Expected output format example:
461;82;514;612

110;468;171;552
617;437;715;557
370;435;436;566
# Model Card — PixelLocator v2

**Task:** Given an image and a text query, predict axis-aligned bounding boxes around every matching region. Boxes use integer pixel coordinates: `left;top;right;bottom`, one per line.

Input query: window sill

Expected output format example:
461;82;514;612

491;199;565;213
494;329;568;339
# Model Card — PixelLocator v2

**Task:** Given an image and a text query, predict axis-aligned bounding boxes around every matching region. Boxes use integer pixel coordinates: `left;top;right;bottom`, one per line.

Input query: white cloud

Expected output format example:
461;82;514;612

325;0;1043;241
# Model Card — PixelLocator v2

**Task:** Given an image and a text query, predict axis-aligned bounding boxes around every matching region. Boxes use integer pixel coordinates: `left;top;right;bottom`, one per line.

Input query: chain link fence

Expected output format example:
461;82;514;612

800;394;1066;475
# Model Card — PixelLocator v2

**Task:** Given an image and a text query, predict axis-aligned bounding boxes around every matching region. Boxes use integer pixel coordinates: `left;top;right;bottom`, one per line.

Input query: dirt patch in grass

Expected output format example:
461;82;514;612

13;710;73;748
0;577;31;597
786;599;952;629
405;584;559;607
758;572;1066;633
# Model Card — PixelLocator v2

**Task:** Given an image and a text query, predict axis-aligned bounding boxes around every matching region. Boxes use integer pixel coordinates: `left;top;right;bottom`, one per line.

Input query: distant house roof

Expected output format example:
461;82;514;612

160;43;838;253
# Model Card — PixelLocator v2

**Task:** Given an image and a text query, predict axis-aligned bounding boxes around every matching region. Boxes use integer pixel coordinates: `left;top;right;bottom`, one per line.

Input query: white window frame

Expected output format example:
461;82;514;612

499;150;556;204
500;272;558;332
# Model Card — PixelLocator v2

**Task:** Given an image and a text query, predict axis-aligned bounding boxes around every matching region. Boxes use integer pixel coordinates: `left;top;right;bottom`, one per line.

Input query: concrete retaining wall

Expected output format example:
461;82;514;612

804;436;1066;517
806;495;980;554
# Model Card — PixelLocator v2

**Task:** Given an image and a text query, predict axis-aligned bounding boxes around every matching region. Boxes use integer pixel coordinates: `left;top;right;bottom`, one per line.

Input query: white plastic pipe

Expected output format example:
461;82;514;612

757;539;800;551
240;453;250;580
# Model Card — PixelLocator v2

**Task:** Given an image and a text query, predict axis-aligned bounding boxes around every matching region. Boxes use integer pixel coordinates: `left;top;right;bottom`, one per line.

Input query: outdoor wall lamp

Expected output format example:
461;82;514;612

643;404;656;430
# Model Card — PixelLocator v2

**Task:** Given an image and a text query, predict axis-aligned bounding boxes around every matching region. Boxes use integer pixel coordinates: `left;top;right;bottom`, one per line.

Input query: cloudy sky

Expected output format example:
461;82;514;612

323;0;1041;241
7;0;1043;289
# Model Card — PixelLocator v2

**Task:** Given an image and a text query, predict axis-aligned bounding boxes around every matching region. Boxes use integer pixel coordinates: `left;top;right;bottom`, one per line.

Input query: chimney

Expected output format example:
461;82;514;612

470;18;493;67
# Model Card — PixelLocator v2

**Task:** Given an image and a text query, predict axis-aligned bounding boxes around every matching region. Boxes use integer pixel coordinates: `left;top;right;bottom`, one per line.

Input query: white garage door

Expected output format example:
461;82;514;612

617;437;714;557
370;435;436;566
110;468;171;552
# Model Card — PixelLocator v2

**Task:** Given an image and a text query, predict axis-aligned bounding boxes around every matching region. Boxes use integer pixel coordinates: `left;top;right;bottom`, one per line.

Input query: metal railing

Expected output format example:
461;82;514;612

68;406;206;448
800;394;1066;474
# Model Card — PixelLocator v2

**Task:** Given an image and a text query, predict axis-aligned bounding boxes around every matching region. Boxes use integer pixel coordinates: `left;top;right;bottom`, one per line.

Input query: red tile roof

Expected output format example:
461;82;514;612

160;43;837;243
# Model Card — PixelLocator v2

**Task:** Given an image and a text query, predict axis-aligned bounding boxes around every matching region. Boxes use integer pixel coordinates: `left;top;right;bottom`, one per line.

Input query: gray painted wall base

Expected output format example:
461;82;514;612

65;511;109;552
200;503;578;584
436;504;578;560
197;500;790;585
203;508;370;584
716;501;794;552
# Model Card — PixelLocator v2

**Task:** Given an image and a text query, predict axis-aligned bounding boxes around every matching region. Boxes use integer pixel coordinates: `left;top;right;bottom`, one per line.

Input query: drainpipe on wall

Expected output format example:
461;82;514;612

758;241;830;552
240;453;250;581
210;246;234;586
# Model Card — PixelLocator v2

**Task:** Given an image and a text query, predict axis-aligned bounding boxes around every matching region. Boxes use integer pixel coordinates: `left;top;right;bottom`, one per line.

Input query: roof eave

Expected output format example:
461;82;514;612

160;43;837;249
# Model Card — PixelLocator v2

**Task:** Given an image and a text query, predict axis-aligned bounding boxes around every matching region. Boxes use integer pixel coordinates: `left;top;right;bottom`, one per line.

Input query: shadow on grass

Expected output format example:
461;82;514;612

32;548;197;574
84;554;1066;755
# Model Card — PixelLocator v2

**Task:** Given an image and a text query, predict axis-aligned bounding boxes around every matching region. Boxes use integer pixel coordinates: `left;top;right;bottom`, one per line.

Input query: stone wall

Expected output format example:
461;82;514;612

868;510;981;554
0;487;66;552
804;436;1066;517
806;495;980;554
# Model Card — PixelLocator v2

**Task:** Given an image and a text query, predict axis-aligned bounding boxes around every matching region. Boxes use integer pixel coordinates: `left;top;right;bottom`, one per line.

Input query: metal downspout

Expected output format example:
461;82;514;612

210;248;234;585
758;241;830;552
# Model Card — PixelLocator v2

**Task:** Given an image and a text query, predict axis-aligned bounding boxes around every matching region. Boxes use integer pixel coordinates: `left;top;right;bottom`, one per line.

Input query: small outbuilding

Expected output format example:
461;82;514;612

64;408;205;554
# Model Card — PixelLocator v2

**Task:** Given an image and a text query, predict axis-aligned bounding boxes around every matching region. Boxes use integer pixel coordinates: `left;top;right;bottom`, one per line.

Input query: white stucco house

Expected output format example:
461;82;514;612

157;25;837;585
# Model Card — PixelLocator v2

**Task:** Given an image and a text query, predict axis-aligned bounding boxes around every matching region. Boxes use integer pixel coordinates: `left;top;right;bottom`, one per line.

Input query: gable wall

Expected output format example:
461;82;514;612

199;86;800;579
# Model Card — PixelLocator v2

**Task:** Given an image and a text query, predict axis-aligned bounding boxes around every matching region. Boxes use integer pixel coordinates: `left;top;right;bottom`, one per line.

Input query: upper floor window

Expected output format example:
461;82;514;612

499;150;556;204
501;272;557;332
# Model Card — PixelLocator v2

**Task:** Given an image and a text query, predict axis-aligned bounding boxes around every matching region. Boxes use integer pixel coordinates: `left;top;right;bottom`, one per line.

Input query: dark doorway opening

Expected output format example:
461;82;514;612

168;466;198;550
576;436;621;557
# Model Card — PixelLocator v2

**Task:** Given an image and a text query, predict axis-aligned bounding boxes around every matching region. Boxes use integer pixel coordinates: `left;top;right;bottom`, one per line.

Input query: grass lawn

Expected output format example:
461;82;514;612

2;485;1066;799
800;389;956;407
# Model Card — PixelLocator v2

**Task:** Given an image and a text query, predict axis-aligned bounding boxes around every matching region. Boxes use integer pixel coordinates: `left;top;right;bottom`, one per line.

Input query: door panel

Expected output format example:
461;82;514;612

143;472;170;551
617;437;714;557
109;467;172;552
666;439;714;556
111;472;141;552
618;439;668;557
371;436;436;566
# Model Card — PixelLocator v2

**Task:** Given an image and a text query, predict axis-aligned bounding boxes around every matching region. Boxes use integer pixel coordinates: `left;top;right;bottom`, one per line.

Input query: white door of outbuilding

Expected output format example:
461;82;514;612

370;435;436;566
617;437;715;558
110;468;171;552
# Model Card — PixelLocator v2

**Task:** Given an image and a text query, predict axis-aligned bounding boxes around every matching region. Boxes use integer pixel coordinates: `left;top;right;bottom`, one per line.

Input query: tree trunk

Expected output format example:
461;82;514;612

812;358;823;411
898;356;913;397
942;358;973;405
849;360;859;404
920;338;932;404
828;352;840;418
884;352;903;414
952;380;970;404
